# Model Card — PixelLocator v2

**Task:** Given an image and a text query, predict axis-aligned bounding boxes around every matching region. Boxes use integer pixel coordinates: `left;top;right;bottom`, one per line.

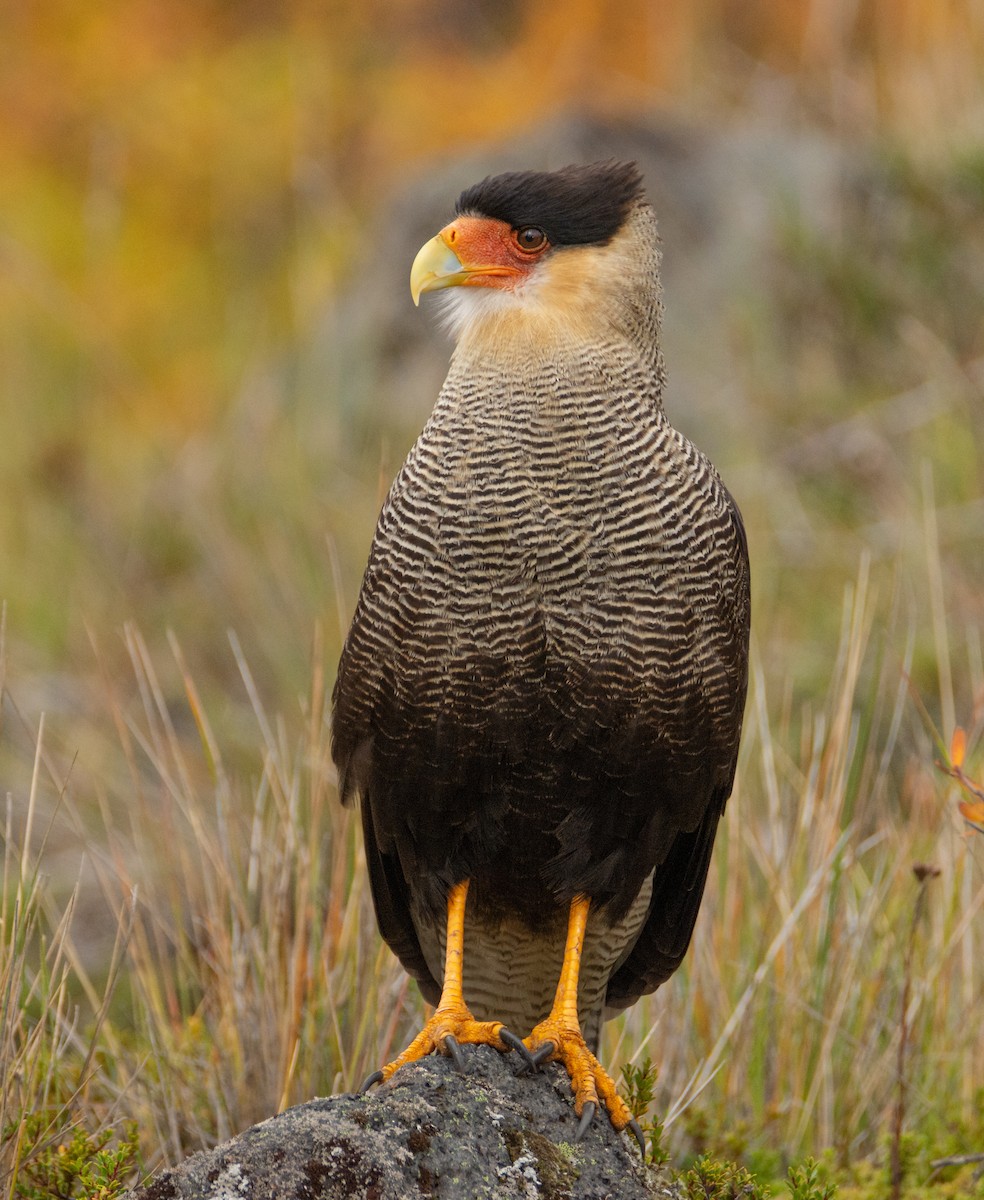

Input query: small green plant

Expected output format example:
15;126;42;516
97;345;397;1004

883;1130;931;1200
786;1157;837;1200
621;1056;669;1165
682;1155;768;1200
7;1115;140;1200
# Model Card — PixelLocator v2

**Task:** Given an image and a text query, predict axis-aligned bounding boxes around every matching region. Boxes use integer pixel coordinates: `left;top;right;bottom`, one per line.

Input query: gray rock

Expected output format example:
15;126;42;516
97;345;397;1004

126;1045;675;1199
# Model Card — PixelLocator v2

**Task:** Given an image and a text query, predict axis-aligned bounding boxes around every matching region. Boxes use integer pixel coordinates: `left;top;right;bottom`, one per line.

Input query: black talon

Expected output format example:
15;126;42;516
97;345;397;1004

444;1034;467;1073
358;1069;384;1093
529;1041;555;1070
627;1118;646;1157
500;1028;537;1071
574;1101;596;1142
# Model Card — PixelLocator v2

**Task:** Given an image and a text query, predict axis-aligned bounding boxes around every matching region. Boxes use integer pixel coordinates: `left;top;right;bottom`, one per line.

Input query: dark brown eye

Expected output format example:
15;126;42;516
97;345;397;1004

514;226;547;253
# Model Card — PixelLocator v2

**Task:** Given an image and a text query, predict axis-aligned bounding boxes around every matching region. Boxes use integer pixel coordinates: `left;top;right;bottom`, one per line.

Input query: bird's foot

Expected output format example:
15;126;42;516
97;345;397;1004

524;1018;643;1151
361;1002;524;1090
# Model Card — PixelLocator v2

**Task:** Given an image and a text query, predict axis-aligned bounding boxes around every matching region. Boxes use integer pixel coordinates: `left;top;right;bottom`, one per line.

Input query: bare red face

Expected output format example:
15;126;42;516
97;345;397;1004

410;216;552;304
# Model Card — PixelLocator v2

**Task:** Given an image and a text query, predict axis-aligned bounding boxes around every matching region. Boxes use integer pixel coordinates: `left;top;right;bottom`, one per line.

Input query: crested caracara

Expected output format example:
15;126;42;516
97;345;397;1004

331;161;750;1147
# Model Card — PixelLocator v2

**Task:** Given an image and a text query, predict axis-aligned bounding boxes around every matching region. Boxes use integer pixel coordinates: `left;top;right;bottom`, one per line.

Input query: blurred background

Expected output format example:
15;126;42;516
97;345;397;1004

2;0;983;1186
2;0;982;696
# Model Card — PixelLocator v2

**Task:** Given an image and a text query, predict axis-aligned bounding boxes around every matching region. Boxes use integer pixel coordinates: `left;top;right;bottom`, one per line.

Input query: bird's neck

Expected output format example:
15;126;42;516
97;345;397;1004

444;326;666;423
442;249;667;403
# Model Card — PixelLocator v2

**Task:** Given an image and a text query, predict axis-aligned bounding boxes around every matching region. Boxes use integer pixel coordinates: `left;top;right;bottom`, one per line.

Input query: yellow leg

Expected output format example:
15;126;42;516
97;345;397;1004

369;880;516;1084
524;896;640;1143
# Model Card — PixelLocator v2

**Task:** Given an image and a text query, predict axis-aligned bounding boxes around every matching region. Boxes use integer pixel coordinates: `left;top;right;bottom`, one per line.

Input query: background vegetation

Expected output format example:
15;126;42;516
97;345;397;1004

2;1;983;1195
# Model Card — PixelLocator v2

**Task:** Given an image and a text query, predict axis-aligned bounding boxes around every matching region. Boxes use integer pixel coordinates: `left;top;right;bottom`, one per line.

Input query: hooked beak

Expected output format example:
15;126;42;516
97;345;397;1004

410;219;524;306
410;234;470;306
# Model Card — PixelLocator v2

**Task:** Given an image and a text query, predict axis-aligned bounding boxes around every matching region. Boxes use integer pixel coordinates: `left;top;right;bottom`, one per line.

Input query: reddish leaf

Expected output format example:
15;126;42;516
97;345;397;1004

958;798;984;833
949;727;967;769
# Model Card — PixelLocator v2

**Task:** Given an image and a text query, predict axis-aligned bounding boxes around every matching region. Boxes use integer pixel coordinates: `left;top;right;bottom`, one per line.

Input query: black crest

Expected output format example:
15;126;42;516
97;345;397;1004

455;161;645;247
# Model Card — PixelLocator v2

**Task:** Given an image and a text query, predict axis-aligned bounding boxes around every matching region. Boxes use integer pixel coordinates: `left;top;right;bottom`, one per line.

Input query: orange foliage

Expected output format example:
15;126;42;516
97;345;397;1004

941;726;984;837
950;726;967;769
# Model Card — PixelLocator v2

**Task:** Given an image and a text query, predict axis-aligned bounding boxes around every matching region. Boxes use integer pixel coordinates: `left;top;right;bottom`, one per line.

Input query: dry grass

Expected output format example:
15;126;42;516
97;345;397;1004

3;541;982;1189
99;623;403;1147
0;634;135;1192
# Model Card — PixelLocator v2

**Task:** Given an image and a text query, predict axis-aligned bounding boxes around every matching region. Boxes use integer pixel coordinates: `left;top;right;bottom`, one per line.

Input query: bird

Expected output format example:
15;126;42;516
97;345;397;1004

331;160;750;1148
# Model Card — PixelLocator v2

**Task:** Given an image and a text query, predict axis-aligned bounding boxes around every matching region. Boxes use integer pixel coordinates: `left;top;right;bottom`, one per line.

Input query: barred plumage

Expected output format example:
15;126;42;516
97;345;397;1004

332;162;749;1105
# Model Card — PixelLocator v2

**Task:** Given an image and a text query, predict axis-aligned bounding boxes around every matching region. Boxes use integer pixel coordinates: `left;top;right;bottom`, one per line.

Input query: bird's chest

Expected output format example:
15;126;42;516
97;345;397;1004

413;404;661;602
369;401;687;724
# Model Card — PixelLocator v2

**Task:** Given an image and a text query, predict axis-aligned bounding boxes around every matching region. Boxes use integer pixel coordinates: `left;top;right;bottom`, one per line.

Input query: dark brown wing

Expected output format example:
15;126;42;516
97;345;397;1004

606;498;748;1009
359;788;442;1007
604;795;723;1009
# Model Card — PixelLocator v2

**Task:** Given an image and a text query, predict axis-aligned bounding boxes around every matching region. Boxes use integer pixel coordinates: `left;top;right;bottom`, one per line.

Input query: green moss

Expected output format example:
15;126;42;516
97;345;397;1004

503;1127;581;1199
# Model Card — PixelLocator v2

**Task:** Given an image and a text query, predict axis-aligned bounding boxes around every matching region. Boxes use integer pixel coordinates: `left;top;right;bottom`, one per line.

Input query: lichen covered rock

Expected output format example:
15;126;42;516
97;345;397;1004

126;1045;670;1199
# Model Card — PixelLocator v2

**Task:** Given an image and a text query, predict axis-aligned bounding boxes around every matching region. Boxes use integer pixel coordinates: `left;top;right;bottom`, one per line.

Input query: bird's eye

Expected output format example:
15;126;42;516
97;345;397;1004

514;226;547;253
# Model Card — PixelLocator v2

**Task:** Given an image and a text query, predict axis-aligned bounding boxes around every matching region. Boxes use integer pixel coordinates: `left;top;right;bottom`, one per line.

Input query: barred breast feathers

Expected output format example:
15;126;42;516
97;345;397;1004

333;191;748;817
337;391;745;812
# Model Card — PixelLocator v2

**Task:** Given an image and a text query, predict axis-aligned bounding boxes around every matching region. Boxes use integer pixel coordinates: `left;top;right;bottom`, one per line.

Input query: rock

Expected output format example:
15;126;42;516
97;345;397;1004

125;1045;675;1199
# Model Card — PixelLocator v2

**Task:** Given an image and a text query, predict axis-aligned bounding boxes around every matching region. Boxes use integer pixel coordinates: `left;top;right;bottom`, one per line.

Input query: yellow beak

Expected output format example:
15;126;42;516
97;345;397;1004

410;234;469;306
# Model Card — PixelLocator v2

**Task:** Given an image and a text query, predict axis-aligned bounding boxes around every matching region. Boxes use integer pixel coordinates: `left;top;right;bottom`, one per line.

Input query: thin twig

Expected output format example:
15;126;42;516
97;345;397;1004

889;865;939;1200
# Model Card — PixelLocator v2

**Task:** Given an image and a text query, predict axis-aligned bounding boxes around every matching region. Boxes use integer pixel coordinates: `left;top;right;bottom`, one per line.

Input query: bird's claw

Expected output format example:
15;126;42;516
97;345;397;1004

362;1005;525;1091
444;1033;467;1073
513;1037;554;1076
531;1041;555;1067
530;1041;555;1069
440;1024;538;1073
358;1069;384;1093
523;1017;640;1141
627;1118;646;1157
500;1026;538;1071
575;1101;596;1141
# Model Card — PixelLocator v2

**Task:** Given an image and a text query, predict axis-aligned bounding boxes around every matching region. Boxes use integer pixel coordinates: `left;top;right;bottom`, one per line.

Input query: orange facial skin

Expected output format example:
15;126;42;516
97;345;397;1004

410;216;551;304
443;216;549;288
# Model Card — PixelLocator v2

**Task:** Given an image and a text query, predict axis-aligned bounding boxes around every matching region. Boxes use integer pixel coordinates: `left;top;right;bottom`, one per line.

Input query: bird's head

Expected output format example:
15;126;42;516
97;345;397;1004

410;161;662;356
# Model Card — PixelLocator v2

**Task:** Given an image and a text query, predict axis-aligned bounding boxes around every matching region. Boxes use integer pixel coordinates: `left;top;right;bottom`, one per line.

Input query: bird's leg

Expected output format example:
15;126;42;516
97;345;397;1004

524;895;644;1151
362;879;526;1089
